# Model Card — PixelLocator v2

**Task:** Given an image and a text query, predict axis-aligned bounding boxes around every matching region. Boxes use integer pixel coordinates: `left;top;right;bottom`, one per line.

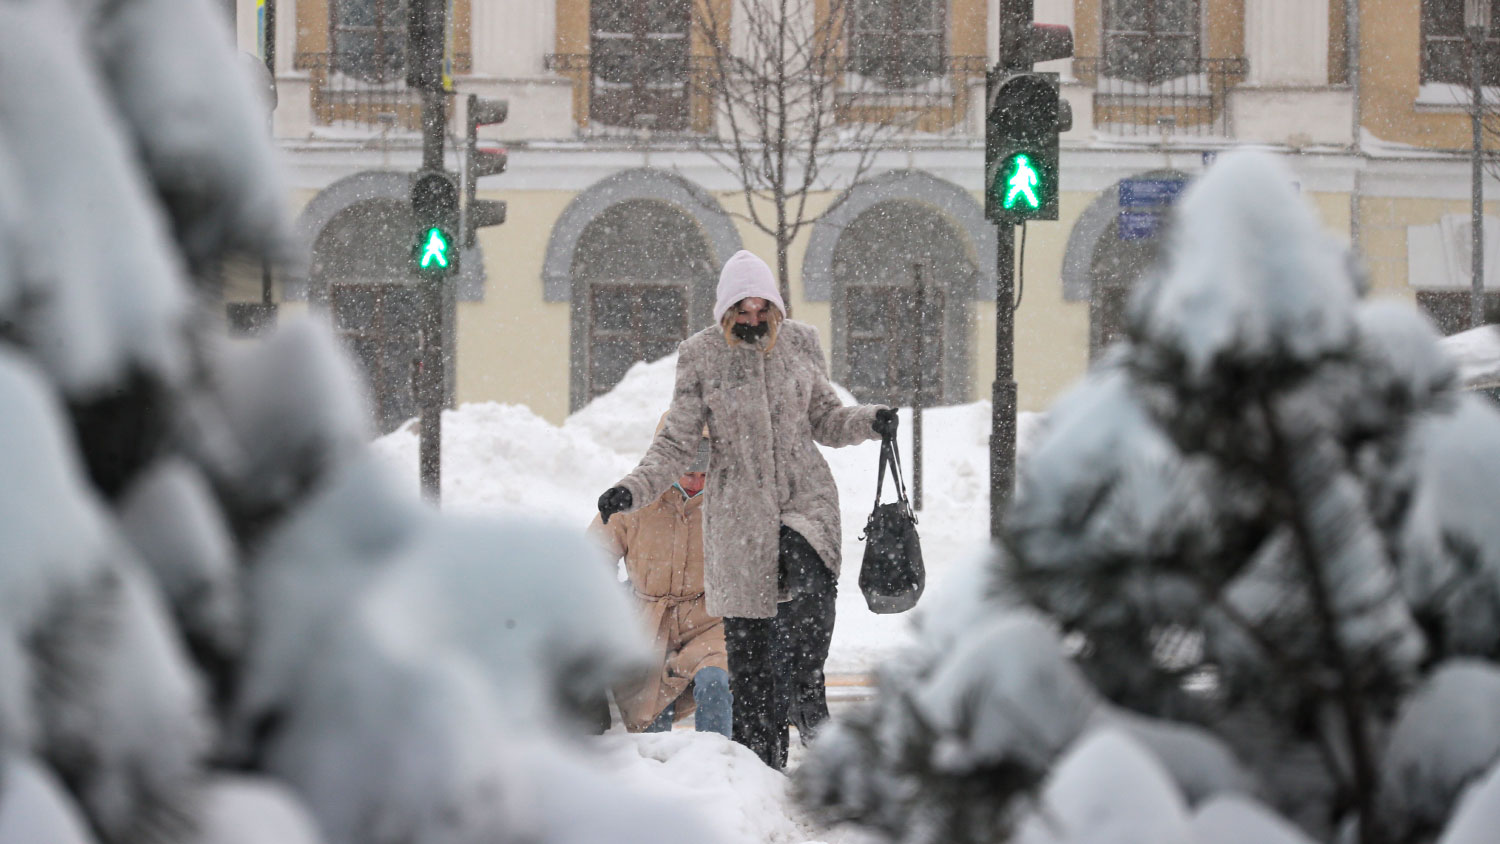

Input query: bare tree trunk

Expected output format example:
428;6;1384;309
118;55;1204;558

777;208;792;313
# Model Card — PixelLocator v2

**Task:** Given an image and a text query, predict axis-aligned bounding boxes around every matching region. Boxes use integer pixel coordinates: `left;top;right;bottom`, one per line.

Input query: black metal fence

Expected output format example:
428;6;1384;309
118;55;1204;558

297;52;467;130
833;55;988;137
1074;56;1247;138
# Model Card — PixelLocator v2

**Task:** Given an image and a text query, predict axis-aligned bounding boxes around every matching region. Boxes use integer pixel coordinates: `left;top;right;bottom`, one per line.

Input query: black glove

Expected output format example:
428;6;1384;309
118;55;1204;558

872;407;898;439
598;487;632;524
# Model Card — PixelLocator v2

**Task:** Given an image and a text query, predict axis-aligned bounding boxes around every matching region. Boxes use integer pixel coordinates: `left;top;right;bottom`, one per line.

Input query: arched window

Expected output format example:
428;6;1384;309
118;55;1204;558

1102;0;1200;83
1081;173;1184;361
831;201;970;406
313;199;423;433
848;0;946;89
590;0;692;130
572;200;712;400
1087;226;1163;360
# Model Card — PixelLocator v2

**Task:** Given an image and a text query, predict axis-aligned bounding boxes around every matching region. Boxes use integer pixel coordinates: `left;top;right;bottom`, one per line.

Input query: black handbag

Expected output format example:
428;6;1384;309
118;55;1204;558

858;433;925;614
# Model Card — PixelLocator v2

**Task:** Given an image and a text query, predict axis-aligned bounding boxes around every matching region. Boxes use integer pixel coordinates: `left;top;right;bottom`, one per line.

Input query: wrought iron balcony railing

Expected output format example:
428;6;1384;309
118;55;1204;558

545;52;989;138
546;53;715;136
834;55;989;136
296;52;471;130
1073;56;1248;138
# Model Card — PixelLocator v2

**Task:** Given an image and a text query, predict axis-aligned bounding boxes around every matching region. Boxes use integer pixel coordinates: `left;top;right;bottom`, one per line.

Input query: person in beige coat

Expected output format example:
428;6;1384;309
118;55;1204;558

588;431;731;736
597;249;897;769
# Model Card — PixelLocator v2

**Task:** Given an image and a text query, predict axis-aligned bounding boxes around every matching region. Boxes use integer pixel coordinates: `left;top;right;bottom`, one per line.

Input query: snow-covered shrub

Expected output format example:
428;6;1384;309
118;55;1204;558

0;2;701;843
798;151;1500;844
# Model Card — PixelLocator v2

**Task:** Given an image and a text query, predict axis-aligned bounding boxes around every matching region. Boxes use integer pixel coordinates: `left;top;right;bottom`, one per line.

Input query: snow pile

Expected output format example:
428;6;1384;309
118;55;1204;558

367;346;1049;842
378;403;637;527
373;351;1046;674
1440;324;1500;388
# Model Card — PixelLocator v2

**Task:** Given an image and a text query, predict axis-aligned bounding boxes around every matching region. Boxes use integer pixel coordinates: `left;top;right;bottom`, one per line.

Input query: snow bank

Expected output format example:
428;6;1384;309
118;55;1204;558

373;352;1046;674
198;776;324;844
589;732;878;844
1015;728;1192;844
0;756;96;844
1440;324;1500;389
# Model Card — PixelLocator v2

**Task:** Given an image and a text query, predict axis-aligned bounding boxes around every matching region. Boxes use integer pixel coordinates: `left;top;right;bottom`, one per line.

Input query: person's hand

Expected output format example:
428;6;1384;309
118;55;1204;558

872;407;898;439
598;487;632;524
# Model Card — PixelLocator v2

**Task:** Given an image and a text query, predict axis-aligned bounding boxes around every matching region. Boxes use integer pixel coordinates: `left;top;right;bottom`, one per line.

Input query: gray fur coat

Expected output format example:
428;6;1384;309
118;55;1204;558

614;320;880;618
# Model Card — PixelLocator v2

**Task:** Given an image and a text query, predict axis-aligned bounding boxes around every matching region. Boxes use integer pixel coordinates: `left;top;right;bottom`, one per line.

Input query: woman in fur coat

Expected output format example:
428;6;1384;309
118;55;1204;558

597;249;897;768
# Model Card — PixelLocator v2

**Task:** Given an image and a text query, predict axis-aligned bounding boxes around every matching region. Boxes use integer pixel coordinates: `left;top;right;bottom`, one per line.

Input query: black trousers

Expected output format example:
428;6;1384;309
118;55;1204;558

722;526;837;769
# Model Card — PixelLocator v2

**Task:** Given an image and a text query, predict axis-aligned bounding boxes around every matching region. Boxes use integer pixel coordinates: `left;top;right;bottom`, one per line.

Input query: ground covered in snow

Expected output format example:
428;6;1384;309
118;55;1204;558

369;354;1042;843
372;354;1044;676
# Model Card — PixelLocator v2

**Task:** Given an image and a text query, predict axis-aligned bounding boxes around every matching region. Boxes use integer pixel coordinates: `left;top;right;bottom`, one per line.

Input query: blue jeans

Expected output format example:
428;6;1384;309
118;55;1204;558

643;666;732;738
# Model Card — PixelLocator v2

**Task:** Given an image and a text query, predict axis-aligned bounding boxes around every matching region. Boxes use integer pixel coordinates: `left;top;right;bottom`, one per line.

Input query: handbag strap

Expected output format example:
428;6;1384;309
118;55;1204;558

873;433;916;522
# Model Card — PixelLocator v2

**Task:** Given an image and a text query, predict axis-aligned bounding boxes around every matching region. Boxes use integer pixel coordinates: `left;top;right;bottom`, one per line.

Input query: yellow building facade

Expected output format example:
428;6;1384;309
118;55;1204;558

232;0;1499;430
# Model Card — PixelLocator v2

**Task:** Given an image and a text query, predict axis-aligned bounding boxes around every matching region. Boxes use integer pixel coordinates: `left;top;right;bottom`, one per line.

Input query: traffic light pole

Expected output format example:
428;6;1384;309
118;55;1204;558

990;223;1017;540
990;0;1030;541
417;83;448;502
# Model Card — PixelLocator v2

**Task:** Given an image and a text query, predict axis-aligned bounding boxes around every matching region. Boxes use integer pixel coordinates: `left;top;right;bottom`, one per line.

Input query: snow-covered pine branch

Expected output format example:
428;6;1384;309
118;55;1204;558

798;150;1500;844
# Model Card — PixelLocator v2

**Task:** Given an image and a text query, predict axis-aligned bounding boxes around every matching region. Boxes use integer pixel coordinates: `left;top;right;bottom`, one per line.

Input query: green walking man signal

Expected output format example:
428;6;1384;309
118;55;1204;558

1002;154;1041;210
984;71;1068;223
410;169;459;278
418;227;452;271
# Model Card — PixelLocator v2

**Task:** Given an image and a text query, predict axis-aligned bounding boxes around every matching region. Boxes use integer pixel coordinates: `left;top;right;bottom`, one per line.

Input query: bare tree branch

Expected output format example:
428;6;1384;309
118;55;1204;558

684;0;934;310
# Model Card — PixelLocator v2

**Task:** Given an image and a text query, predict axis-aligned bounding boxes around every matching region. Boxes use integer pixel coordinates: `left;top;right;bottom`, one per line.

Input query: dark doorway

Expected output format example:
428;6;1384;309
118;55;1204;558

313;199;426;434
845;285;945;406
330;282;422;432
832;200;971;405
572;199;712;403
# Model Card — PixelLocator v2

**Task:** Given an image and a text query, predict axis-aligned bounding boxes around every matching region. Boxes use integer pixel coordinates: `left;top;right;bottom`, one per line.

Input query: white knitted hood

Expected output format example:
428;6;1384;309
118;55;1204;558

713;250;786;323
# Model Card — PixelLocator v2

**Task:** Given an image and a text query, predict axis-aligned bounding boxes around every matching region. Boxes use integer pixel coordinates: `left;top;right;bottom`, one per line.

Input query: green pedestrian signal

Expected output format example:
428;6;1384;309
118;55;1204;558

1001;154;1042;211
984;71;1067;223
415;226;454;275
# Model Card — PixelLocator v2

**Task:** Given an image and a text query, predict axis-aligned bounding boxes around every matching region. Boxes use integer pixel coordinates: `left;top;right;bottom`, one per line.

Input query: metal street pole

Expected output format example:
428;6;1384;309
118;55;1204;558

990;224;1017;540
912;263;925;512
990;0;1030;541
261;0;278;331
415;1;449;503
1469;0;1490;328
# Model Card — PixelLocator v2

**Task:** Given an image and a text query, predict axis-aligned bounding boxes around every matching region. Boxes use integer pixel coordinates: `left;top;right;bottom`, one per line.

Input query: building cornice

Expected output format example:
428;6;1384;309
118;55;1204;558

274;138;1491;201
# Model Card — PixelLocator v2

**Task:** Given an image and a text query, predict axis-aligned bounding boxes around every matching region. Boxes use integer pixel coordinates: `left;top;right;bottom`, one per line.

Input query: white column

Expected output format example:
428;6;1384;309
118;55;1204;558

275;0;296;74
471;0;555;77
1245;0;1329;86
1032;0;1074;29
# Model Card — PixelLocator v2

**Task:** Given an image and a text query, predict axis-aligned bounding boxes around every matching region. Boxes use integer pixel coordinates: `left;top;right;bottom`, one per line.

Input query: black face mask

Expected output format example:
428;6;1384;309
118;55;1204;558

732;321;769;342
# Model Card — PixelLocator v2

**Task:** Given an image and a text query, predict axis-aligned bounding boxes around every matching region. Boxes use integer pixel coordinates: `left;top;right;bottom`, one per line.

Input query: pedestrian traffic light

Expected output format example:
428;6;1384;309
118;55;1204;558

411;169;459;277
985;71;1069;223
463;94;509;248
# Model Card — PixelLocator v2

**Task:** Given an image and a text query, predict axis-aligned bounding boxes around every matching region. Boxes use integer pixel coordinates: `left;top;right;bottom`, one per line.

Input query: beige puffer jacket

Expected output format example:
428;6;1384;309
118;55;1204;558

588;488;726;731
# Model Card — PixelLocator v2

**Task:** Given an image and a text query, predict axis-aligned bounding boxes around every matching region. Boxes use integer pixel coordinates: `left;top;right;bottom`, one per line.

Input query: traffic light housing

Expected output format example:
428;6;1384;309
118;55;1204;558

411;169;459;277
463;94;509;248
985;71;1068;223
